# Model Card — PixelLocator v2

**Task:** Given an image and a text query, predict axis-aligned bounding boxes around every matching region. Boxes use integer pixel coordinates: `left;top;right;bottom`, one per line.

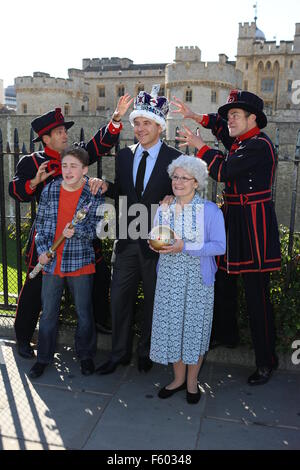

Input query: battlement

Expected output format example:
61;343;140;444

15;73;89;95
33;72;50;78
175;46;201;62
82;57;133;70
239;22;257;38
253;40;295;55
15;74;72;88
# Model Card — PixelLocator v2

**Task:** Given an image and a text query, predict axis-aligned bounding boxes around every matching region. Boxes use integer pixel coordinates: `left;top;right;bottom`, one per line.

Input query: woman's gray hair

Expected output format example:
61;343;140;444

167;154;208;192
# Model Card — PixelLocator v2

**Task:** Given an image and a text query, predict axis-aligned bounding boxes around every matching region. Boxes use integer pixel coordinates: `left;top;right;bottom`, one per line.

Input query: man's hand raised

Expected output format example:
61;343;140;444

30;162;55;190
112;93;134;121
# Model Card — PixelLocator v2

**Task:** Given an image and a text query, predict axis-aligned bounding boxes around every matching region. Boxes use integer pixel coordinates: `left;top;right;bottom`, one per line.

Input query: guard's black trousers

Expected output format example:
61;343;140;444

14;260;111;345
211;269;278;369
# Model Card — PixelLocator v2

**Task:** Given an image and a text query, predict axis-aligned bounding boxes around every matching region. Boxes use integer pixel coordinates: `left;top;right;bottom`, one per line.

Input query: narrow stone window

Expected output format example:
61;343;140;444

185;89;192;102
98;87;105;97
211;90;217;103
117;85;125;97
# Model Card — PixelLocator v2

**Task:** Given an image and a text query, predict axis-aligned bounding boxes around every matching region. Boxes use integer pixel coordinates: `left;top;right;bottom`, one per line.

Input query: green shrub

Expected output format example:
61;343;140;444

5;216;300;352
238;225;300;353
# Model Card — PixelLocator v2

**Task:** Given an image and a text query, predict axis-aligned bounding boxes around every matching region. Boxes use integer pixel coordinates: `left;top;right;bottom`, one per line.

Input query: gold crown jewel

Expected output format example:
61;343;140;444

148;225;175;250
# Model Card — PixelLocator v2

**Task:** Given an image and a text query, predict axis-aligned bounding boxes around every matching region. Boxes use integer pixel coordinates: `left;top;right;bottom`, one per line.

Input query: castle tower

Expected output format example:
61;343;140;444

236;19;300;113
294;23;300;52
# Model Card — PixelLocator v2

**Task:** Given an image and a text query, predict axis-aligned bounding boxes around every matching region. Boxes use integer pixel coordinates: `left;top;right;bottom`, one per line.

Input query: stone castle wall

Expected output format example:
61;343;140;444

0;80;4;106
165;55;243;139
1;114;299;231
2;21;300;230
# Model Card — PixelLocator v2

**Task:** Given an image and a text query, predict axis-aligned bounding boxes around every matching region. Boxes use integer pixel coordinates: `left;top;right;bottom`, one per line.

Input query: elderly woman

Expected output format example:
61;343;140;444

149;155;225;404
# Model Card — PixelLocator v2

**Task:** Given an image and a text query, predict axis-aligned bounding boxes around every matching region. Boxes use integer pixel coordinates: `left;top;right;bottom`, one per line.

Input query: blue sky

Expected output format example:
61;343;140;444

1;0;299;87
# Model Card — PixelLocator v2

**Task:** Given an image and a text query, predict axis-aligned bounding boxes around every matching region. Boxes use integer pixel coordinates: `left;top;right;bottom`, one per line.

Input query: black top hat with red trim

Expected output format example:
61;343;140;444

31;108;74;143
218;90;267;129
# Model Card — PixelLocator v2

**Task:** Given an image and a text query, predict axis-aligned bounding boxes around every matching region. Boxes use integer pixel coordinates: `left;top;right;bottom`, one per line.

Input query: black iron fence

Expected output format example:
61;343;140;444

0;126;299;319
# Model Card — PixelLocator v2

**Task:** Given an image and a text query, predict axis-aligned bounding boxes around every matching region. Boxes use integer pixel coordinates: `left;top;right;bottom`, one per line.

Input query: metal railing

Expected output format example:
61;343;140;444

1;126;299;317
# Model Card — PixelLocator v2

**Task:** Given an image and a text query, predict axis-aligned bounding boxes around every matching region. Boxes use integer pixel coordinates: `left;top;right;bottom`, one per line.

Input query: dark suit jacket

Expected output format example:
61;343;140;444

106;141;181;258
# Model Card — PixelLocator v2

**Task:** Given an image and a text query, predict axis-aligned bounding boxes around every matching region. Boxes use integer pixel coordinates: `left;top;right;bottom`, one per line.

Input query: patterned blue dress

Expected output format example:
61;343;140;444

150;194;214;365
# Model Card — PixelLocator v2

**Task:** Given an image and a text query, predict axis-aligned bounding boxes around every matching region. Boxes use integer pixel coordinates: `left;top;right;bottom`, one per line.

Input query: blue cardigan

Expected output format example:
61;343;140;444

154;197;226;286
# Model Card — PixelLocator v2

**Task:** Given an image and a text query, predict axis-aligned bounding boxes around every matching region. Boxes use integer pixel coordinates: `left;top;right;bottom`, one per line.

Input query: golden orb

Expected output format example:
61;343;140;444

148;225;175;250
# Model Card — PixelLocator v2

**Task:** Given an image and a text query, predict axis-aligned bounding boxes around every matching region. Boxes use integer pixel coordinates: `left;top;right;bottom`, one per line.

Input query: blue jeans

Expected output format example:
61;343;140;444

37;274;96;364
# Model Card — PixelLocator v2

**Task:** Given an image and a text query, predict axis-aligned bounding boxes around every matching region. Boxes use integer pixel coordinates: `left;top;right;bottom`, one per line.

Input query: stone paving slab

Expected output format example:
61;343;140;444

3;341;128;395
0;436;65;450
196;418;300;450
0;340;110;449
204;362;300;428
83;362;209;450
1;337;300;451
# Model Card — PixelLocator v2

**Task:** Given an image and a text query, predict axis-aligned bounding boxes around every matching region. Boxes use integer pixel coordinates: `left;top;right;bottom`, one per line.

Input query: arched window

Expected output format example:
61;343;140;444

257;61;264;72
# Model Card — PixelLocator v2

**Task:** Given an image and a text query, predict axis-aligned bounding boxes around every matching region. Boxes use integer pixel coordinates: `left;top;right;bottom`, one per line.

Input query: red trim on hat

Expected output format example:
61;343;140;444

227;89;239;103
38;121;65;137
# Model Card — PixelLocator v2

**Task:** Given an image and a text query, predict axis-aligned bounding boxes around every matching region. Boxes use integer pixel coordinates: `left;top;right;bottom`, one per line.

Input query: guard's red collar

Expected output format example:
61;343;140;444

235;126;260;143
44;146;61;160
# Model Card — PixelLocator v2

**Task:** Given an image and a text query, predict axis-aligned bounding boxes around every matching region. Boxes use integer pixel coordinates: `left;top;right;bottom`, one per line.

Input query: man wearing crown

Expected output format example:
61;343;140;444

172;90;281;385
95;85;182;375
9;96;132;360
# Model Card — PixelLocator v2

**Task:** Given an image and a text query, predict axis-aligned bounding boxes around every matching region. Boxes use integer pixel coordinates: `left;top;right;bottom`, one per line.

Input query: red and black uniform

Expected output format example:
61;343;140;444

9;121;121;345
197;114;281;368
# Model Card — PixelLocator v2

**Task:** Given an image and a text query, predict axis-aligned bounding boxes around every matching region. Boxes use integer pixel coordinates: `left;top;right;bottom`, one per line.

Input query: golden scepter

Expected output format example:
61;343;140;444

29;202;92;279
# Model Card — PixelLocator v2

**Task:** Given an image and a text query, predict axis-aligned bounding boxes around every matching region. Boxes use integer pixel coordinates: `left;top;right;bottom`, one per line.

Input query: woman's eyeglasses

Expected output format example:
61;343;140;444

171;175;195;183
